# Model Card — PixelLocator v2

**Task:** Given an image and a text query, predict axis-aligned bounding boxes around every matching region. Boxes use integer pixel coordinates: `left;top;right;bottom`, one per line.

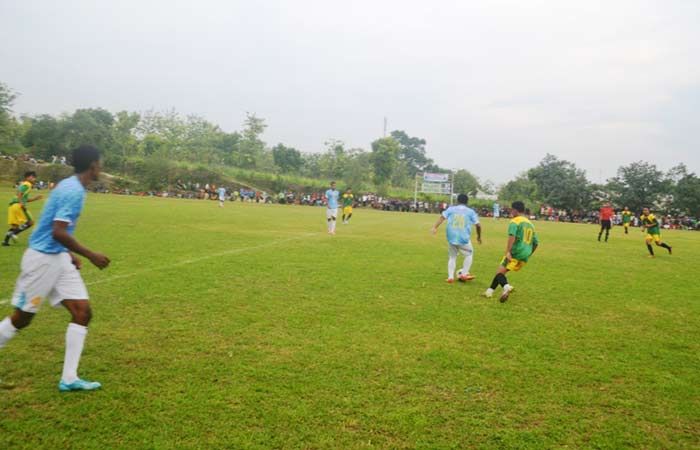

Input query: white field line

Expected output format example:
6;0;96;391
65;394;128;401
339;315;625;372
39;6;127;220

86;232;318;287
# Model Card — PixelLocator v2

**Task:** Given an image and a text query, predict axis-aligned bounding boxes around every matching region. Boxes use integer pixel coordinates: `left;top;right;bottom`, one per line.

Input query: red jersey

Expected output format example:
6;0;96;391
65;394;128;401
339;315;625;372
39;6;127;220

600;207;614;221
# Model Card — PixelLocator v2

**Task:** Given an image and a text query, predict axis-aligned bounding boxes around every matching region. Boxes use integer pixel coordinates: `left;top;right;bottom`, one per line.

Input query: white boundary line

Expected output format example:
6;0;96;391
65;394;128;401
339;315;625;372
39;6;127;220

85;232;319;287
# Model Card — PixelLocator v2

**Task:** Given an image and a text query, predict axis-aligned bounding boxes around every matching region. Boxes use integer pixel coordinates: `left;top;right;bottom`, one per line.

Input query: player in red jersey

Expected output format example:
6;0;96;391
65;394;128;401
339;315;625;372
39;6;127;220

598;203;614;242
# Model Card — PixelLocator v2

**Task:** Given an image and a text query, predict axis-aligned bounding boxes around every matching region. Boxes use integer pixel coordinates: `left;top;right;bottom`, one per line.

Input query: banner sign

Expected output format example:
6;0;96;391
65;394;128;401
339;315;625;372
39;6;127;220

421;182;452;194
423;172;449;183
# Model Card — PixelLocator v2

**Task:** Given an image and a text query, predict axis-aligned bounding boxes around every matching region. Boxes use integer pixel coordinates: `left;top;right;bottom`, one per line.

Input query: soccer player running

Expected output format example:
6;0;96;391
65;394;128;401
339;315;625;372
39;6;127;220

325;181;340;235
484;201;538;303
0;146;110;391
432;194;482;283
640;207;672;257
3;171;43;246
621;207;633;235
218;186;226;207
598;202;614;242
341;188;354;224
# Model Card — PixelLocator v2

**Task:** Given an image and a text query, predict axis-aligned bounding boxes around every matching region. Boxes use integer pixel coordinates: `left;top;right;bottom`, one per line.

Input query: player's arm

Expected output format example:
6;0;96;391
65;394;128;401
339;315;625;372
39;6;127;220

504;235;516;260
531;234;539;255
431;215;446;234
52;221;110;269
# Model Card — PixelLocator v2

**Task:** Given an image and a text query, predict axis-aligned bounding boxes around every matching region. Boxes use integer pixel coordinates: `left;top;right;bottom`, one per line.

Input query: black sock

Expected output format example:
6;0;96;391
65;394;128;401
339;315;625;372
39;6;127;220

490;273;508;290
3;228;18;244
605;230;610;242
598;231;602;241
342;215;346;221
347;214;352;221
660;243;671;251
647;244;654;256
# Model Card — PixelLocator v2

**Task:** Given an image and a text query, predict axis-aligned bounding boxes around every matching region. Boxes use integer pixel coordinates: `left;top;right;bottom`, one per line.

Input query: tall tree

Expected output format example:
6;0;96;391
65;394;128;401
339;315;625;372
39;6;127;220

390;130;432;177
0;82;18;145
370;137;400;191
452;169;481;196
607;161;666;211
528;154;590;210
499;173;539;203
236;112;267;169
272;143;303;173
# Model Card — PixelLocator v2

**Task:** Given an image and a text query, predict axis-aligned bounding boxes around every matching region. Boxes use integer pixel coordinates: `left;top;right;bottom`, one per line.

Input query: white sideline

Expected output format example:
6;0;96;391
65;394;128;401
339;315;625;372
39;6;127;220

86;232;319;287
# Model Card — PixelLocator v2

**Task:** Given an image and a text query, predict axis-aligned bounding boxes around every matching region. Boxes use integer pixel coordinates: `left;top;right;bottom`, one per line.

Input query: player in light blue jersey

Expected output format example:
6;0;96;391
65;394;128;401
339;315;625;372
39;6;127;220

218;187;226;207
0;146;111;392
325;181;340;235
432;194;482;283
493;202;500;220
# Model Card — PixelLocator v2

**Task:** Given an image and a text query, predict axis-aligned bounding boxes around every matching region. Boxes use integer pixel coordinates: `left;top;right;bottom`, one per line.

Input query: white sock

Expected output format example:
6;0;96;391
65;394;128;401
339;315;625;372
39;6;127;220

0;317;18;349
327;220;332;231
462;254;473;275
504;283;512;291
485;288;494;294
331;220;336;232
62;323;88;383
447;256;457;278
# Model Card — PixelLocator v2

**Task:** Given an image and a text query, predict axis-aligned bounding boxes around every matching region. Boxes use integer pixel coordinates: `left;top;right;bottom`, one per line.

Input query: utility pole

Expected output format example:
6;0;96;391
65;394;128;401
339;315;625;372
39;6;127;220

383;117;387;137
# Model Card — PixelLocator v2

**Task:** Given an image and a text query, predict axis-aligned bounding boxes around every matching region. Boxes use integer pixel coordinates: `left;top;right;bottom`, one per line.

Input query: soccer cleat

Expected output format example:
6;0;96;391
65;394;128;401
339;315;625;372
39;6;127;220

446;278;454;284
458;273;475;282
1;242;9;247
58;379;102;392
668;247;672;255
500;285;514;303
483;288;493;298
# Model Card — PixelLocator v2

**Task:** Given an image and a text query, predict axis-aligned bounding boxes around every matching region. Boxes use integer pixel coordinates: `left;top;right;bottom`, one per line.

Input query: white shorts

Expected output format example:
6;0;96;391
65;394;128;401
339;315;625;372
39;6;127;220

448;242;474;257
11;249;89;314
326;208;337;219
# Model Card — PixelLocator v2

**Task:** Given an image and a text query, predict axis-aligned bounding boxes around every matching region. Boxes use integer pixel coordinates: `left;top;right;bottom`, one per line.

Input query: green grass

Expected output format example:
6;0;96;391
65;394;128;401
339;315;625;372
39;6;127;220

1;190;699;449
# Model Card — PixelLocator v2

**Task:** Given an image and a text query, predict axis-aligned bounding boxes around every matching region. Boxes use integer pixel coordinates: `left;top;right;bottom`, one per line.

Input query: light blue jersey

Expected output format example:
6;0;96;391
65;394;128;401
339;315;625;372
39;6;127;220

30;175;86;254
493;202;500;217
442;204;480;245
326;189;339;209
218;187;226;198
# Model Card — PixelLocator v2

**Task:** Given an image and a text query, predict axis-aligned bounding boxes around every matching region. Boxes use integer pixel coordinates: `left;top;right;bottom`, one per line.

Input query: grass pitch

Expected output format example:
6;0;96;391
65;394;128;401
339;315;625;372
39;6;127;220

1;192;699;449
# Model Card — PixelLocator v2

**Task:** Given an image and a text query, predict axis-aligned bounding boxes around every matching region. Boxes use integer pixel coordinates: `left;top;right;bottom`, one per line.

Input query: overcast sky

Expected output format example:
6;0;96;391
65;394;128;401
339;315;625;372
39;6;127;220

1;0;699;183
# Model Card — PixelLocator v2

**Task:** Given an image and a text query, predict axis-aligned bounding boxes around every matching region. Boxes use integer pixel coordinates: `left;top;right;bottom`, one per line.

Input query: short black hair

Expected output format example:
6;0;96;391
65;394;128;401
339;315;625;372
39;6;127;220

512;201;525;213
24;171;37;178
72;145;101;173
457;193;468;205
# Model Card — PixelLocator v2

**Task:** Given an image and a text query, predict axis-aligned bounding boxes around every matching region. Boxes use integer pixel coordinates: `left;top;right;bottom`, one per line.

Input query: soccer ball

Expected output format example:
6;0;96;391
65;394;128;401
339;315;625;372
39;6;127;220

457;269;465;278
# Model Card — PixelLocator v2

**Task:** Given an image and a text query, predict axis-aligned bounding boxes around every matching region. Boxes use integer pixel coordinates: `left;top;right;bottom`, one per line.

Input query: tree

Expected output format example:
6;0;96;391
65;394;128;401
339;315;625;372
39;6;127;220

390;130;432;177
0;82;18;146
607;161;666;211
528;154;590;210
370;137;400;191
236;113;267;169
452;169;481;196
499;173;539;204
22;114;68;159
671;168;700;217
272;144;303;173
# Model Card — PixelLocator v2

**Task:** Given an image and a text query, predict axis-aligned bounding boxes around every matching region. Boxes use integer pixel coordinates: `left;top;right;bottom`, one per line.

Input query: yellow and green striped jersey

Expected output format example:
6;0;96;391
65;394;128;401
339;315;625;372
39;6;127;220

508;216;539;261
9;181;32;206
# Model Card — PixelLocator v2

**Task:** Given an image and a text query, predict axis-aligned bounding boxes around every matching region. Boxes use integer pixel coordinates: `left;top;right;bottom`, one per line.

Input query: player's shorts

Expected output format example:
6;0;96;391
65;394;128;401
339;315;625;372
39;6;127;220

500;256;526;272
623;222;630;227
343;206;353;215
326;208;337;219
448;242;473;257
11;249;89;314
645;233;662;243
8;203;32;226
600;220;611;230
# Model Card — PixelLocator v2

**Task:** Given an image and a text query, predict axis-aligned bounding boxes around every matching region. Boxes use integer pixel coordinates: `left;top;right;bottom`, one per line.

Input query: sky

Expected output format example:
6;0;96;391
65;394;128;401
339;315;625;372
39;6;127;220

1;0;699;184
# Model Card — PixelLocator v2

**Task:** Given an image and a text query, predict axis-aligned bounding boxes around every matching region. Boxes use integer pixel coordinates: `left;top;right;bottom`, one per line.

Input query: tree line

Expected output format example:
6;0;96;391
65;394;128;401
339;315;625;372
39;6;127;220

1;82;698;215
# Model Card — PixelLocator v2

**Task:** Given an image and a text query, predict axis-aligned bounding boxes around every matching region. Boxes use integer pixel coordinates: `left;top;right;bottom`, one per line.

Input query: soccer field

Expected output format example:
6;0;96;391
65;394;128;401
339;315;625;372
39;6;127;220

1;193;699;449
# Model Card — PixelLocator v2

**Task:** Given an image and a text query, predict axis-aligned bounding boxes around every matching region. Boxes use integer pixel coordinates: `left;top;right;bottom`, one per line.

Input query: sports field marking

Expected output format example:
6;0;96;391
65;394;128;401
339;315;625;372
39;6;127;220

86;231;320;287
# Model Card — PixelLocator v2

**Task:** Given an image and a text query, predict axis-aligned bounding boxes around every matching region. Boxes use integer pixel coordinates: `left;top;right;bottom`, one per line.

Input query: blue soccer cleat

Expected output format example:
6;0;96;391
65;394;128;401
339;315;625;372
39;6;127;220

58;379;102;392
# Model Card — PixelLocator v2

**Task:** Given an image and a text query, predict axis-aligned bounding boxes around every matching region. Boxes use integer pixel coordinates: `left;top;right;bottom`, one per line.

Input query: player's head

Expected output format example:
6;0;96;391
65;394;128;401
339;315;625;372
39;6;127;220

346;187;352;193
457;194;468;205
330;181;336;189
511;201;526;214
72;145;102;180
624;206;629;211
24;171;37;182
642;207;650;215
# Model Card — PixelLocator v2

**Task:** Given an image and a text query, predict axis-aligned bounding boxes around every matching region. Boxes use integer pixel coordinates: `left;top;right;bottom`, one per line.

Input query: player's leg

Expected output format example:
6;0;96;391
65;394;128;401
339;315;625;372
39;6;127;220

0;309;34;349
655;237;672;254
485;265;508;297
624;223;629;234
330;209;337;234
605;221;610;242
645;236;655;256
458;244;475;281
598;223;604;241
447;244;458;282
54;255;100;391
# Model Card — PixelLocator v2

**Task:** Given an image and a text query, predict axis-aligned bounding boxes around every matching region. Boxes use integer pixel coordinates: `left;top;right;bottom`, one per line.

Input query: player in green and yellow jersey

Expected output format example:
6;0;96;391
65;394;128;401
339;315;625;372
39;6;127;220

484;201;539;303
621;207;633;234
640;207;672;257
341;188;354;224
3;171;42;247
